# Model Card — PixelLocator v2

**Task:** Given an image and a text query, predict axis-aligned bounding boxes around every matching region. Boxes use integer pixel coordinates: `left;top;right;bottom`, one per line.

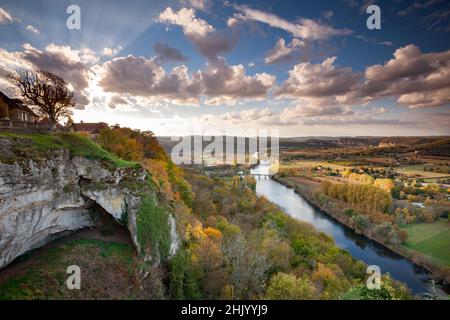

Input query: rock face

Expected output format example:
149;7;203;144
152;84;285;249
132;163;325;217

0;149;179;270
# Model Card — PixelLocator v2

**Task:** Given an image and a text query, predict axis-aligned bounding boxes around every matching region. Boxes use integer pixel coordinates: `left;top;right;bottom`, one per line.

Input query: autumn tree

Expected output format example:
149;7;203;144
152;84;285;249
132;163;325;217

8;69;75;123
265;273;315;299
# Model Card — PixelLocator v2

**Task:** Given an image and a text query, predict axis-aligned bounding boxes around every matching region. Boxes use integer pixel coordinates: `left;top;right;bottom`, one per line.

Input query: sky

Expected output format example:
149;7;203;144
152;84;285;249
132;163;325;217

0;0;449;137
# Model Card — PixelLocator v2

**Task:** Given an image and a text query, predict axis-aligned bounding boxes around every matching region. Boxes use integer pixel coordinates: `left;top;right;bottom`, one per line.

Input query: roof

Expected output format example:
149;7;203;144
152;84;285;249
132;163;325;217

73;122;109;133
0;91;39;117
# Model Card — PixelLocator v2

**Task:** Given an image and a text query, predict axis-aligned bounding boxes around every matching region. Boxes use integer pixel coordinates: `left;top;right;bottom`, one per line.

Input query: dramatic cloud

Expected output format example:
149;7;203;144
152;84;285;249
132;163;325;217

158;7;237;60
362;44;450;107
154;42;187;62
275;56;361;100
98;55;275;104
229;6;352;40
21;43;94;92
275;44;450;109
265;38;304;64
0;43;96;108
26;25;40;35
98;55;200;104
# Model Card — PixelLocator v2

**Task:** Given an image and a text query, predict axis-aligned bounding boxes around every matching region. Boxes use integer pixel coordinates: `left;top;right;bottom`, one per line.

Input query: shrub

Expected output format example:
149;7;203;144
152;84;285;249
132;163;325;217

136;196;172;261
264;273;315;299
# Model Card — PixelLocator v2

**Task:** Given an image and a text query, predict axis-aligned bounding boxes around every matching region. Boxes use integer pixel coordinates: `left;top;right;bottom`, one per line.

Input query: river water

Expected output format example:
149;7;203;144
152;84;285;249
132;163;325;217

252;165;435;296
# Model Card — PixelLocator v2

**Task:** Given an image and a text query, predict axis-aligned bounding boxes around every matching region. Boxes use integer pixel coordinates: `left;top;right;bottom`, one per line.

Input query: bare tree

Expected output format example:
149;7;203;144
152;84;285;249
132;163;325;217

7;68;75;123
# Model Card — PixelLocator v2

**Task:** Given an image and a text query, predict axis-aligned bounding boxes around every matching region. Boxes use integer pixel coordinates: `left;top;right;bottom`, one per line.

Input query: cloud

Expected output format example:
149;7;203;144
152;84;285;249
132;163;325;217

420;7;450;31
274;44;450;109
397;0;450;31
102;46;122;57
398;0;445;16
158;7;213;38
108;95;128;108
154;42;187;62
179;0;211;11
323;10;334;20
158;7;237;60
362;44;450;107
229;6;352;40
275;56;361;100
265;38;304;64
0;8;18;24
98;55;275;104
0;43;96;108
26;25;40;35
21;43;94;92
98;55;199;104
200;105;409;128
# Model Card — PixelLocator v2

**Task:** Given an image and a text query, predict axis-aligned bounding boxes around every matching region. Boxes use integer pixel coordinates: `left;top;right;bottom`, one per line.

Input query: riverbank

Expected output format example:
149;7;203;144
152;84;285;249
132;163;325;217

272;175;450;289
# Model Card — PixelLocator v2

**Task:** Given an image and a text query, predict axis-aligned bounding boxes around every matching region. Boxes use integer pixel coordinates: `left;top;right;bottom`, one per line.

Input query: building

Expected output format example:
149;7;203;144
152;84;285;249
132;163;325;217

73;121;109;140
0;91;39;123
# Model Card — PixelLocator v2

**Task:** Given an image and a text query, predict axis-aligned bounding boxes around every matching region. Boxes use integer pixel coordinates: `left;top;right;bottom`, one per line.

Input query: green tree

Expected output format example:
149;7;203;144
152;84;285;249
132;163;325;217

265;273;315;299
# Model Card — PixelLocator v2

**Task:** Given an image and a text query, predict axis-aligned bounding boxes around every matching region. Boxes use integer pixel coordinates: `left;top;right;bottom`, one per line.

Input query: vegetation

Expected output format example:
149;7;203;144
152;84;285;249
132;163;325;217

1;130;434;300
7;68;75;122
136;196;172;261
403;219;450;265
98;126;167;162
0;132;139;168
0;238;165;300
167;171;411;300
321;180;393;212
341;275;411;300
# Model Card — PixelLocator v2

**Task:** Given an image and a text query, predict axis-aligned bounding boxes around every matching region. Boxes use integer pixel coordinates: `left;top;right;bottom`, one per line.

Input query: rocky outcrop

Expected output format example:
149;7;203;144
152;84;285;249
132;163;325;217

0;149;179;270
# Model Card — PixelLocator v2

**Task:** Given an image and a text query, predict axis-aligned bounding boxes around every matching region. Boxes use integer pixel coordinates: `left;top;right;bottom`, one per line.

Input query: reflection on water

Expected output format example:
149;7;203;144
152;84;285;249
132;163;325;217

253;165;435;295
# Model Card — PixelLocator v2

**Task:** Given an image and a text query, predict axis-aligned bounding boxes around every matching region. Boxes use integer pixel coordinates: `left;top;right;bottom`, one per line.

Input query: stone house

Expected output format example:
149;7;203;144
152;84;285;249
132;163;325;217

73;121;109;140
0;91;39;123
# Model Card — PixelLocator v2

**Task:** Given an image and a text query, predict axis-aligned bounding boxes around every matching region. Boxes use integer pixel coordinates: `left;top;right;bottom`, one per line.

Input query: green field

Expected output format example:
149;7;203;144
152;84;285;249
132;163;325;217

403;219;450;266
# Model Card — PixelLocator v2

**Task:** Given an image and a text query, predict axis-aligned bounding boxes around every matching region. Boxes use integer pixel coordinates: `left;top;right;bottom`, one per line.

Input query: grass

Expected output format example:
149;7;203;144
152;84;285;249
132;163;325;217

283;160;350;171
403;219;450;266
395;165;450;179
0;132;139;169
0;239;135;300
136;196;172;261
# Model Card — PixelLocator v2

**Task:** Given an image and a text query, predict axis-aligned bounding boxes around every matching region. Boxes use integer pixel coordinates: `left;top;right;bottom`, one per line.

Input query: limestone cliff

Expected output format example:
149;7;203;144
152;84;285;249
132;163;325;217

0;133;180;270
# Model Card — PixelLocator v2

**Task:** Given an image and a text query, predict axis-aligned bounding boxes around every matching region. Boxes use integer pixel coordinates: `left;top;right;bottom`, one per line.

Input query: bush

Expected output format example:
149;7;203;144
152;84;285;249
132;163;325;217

136;196;172;261
264;273;315;299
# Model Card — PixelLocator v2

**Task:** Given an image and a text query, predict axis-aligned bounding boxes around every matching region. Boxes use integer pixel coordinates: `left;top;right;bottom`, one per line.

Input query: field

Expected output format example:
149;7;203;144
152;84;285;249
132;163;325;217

395;165;450;179
403;219;450;266
282;160;349;171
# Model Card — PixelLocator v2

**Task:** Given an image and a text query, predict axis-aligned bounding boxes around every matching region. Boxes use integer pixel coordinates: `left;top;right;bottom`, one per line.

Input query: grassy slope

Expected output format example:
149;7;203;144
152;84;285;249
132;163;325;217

0;236;165;300
0;132;139;168
403;219;450;265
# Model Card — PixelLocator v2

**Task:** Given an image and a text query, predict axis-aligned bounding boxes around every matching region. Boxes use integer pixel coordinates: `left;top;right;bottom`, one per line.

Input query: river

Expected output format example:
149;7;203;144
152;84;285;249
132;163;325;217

251;165;436;296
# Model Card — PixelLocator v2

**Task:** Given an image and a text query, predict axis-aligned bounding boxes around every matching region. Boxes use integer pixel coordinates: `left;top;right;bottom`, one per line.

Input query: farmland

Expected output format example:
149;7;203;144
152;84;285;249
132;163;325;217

403;219;450;266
